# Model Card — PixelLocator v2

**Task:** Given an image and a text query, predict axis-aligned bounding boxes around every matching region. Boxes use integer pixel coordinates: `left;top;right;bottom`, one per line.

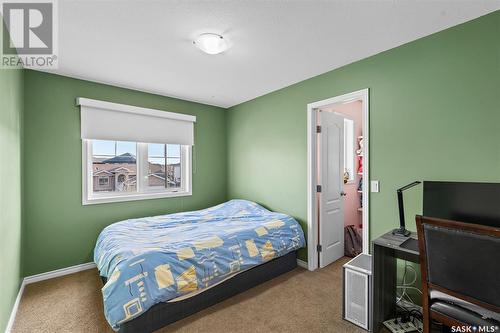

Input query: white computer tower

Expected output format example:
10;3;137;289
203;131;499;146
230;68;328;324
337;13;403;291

343;253;372;331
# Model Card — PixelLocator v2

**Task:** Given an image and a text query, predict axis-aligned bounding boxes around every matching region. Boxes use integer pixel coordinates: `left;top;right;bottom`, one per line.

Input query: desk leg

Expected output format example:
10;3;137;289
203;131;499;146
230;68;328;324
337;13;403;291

372;244;397;332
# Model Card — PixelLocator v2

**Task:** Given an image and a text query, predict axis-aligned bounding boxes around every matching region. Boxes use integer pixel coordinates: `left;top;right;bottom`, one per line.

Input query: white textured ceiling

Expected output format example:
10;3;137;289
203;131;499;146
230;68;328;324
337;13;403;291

44;1;499;108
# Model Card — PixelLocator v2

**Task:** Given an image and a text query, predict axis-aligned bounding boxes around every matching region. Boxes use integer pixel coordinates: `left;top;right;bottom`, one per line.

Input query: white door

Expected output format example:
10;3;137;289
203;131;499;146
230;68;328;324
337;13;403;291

318;110;345;268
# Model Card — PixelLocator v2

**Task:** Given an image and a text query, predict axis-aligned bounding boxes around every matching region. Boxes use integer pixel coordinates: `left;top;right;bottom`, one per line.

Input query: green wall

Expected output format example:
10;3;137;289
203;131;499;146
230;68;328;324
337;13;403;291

0;66;23;330
23;70;227;276
227;11;500;261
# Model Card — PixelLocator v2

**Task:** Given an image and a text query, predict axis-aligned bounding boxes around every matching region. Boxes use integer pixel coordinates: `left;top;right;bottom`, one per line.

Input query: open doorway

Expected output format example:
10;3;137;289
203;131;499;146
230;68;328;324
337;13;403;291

306;89;369;271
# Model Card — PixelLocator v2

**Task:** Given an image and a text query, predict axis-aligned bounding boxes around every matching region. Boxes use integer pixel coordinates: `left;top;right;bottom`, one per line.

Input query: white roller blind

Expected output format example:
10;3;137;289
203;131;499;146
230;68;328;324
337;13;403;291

76;98;196;145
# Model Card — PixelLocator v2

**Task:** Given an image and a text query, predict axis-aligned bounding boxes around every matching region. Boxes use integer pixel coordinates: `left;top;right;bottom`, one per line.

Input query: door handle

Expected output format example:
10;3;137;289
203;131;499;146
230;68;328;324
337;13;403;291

340;191;347;197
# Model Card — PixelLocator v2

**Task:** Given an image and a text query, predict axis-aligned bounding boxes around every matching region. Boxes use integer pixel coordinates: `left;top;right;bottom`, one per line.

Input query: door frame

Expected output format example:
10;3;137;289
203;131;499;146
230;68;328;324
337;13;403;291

306;88;370;271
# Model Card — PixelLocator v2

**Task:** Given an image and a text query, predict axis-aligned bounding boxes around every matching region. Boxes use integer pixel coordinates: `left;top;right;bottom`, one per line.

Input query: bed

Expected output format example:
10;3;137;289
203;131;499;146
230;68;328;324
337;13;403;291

94;199;306;332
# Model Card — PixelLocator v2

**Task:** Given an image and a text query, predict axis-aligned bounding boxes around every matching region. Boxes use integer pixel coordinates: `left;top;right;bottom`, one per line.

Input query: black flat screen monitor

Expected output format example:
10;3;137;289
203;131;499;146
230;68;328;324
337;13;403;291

423;181;500;228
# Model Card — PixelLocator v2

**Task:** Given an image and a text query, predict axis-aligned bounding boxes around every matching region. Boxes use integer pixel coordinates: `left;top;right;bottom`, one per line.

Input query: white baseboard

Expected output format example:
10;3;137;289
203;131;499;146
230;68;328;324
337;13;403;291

297;259;308;269
23;262;96;285
5;279;26;333
4;262;96;333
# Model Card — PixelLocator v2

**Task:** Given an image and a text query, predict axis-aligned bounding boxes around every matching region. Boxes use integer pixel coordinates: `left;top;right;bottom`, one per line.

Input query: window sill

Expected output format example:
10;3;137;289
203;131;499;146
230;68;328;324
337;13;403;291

83;190;192;205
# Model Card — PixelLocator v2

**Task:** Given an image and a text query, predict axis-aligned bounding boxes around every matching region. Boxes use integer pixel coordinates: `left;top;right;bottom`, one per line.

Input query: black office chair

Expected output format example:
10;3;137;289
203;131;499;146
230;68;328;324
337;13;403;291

416;215;500;333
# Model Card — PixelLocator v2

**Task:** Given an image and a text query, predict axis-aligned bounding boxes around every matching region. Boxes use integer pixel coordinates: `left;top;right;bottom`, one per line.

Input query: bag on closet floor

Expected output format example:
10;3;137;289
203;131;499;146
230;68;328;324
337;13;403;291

344;225;362;257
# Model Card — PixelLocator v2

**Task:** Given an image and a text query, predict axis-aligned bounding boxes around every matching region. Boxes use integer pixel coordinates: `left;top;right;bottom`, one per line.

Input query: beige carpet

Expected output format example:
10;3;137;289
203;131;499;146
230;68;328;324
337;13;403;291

12;257;364;333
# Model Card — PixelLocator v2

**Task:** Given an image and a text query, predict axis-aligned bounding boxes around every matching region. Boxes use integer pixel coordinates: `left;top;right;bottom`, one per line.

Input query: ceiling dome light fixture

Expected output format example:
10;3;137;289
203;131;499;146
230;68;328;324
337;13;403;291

193;33;227;55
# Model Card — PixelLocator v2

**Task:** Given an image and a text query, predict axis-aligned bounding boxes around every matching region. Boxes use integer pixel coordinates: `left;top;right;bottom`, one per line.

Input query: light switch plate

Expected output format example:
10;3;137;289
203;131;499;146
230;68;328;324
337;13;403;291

371;180;380;193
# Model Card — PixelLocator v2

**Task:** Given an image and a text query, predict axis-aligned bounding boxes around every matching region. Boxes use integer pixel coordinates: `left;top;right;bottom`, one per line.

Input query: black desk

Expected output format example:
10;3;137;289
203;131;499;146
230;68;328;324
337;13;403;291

372;231;420;332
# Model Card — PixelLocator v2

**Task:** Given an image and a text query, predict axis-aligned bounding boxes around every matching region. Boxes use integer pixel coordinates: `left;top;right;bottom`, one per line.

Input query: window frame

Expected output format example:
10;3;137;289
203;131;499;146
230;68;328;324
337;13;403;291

82;140;192;205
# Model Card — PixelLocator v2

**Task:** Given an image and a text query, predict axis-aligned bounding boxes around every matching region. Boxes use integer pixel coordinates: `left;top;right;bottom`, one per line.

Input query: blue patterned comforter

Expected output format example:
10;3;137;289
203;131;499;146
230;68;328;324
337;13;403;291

94;200;306;330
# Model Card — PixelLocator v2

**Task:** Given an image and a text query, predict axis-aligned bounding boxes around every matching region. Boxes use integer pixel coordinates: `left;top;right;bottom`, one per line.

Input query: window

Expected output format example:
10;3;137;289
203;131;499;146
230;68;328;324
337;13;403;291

92;140;137;195
98;177;109;186
83;140;191;204
147;143;182;190
78;98;195;205
344;118;355;183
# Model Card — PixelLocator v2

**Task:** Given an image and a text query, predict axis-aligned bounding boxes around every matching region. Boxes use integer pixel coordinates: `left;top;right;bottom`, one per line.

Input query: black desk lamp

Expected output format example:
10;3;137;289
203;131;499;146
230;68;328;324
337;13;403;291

392;181;422;237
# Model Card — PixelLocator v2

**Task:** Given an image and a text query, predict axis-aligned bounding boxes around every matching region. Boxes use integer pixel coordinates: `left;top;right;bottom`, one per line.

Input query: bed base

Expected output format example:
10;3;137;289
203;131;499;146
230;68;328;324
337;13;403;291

102;251;298;333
